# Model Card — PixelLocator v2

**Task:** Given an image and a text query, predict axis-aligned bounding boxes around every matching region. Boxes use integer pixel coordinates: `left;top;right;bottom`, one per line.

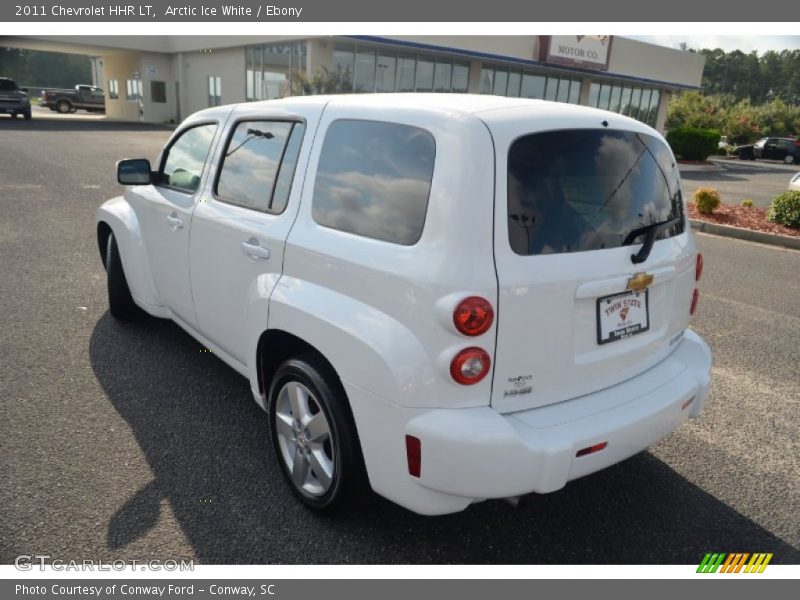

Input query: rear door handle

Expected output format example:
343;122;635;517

166;213;183;230
241;239;270;260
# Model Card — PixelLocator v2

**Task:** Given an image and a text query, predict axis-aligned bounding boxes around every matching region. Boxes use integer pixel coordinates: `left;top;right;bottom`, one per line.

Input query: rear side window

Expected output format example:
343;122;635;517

507;129;684;255
312;119;436;245
216;120;306;213
160;123;218;193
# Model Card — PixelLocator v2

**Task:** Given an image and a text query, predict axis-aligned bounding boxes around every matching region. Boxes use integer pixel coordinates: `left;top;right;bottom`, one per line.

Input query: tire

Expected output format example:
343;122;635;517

267;355;369;513
56;99;72;114
106;233;141;321
23;109;31;121
784;154;796;165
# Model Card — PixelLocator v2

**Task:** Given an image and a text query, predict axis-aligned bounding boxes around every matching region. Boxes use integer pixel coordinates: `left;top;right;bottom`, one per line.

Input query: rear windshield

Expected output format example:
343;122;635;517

507;129;685;255
0;80;19;92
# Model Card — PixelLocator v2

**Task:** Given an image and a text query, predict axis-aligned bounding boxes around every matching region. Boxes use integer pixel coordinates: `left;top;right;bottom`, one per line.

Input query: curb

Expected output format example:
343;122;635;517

690;219;800;250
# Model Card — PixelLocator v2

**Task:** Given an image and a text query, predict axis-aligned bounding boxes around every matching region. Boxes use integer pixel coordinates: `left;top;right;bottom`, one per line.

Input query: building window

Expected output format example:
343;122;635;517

125;79;142;101
414;56;434;92
376;51;397;92
354;47;377;93
521;74;546;99
481;65;581;104
246;41;308;101
208;76;222;107
150;81;166;103
107;79;119;100
452;62;469;93
433;60;452;93
317;42;470;95
586;82;661;127
396;53;416;92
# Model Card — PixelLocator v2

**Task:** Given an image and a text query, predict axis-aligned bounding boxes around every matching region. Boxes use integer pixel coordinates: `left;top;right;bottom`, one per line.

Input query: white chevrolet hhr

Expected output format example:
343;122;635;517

96;94;712;515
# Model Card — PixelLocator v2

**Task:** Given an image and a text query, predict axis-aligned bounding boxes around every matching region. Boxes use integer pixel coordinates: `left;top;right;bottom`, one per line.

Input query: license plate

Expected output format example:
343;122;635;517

596;290;650;345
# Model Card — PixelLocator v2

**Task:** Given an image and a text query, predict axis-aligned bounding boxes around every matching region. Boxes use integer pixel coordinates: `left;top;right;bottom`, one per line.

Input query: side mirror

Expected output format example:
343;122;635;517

117;158;153;185
20;87;29;93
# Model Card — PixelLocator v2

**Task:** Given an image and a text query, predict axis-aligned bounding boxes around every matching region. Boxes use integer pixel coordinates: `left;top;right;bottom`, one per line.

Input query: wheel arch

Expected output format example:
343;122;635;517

95;197;163;311
256;329;345;402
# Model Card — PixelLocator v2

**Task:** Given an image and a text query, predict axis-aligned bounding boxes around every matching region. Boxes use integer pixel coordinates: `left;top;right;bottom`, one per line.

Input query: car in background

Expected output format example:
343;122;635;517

790;172;800;191
40;85;105;114
735;137;800;164
0;77;32;120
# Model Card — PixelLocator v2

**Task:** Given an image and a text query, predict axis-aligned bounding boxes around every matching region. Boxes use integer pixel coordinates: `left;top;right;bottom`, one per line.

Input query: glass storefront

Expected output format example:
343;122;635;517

331;42;471;94
245;41;307;101
587;81;660;127
242;39;664;131
480;66;582;105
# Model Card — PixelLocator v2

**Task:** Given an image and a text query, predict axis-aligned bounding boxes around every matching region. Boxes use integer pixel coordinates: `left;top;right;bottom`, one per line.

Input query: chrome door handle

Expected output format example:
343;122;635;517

241;239;270;260
166;214;183;230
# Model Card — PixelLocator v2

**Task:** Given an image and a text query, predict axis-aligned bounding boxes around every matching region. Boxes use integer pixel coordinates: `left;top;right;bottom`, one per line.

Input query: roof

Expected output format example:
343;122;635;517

191;93;656;137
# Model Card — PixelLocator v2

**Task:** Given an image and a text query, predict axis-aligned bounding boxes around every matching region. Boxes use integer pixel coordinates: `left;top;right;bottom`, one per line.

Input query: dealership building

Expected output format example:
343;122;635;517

1;35;705;131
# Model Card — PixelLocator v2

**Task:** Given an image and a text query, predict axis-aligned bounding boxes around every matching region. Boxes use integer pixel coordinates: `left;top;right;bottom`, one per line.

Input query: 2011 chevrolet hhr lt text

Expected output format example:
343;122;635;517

96;94;712;515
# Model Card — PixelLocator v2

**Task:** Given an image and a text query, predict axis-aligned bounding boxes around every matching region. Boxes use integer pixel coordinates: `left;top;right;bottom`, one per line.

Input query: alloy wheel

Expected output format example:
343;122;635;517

274;381;335;497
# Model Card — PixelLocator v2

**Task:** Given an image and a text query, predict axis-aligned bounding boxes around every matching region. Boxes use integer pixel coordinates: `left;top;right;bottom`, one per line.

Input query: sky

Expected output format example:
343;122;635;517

630;35;800;54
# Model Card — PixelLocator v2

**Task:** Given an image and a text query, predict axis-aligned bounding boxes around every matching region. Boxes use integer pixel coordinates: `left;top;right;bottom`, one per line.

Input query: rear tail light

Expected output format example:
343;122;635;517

453;296;494;336
405;435;421;478
450;347;491;385
695;253;703;281
690;289;700;315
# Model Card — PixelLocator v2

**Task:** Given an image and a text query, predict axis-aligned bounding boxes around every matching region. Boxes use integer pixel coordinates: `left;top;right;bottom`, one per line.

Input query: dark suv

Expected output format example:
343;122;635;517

0;77;32;120
736;137;800;164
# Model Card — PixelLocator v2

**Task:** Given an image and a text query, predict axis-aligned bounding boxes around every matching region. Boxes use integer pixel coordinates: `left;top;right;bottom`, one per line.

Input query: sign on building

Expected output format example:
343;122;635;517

541;35;613;70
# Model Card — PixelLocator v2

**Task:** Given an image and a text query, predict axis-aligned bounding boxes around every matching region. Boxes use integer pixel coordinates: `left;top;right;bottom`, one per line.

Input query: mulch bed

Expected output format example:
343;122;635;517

687;202;800;238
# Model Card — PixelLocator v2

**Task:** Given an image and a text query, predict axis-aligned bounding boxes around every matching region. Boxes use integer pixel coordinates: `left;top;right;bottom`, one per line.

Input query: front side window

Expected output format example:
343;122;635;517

508;129;684;255
215;120;305;213
160;123;218;193
312;120;436;245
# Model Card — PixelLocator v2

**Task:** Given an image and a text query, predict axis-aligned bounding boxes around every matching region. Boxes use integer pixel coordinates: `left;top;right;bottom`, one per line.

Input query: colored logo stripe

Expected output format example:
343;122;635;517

697;553;773;573
697;553;726;573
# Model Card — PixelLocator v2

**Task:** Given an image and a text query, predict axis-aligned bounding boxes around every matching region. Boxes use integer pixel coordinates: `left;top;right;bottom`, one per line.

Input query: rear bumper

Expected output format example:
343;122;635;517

348;329;711;515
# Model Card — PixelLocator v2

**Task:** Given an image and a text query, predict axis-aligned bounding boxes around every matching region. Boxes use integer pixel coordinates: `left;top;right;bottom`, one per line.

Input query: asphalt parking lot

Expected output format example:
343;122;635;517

1;117;798;565
681;157;799;208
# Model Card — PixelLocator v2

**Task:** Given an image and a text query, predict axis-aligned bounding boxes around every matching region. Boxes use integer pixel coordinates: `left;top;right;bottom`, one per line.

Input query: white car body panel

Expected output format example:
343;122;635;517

481;105;696;413
96;94;712;515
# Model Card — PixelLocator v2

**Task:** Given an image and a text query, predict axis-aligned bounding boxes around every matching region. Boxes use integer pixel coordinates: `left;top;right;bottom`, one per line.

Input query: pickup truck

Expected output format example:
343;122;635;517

40;85;105;114
0;77;32;119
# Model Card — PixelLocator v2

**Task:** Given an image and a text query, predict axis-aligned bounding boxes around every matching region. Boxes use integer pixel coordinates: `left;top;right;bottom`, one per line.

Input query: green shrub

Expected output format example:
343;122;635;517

666;127;721;161
741;199;754;207
767;191;800;228
693;187;722;214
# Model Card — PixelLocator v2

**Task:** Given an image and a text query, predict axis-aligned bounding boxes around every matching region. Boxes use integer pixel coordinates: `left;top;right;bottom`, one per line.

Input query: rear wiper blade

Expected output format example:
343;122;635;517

623;217;681;264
